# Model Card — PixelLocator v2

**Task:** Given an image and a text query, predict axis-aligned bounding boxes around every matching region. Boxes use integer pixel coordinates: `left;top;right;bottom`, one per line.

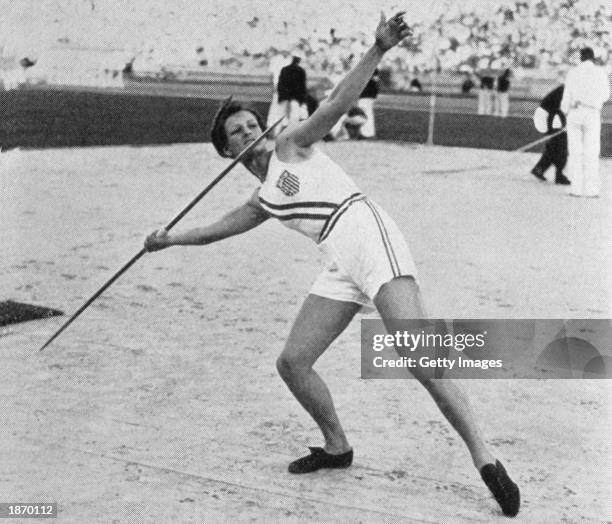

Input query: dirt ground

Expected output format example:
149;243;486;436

1;141;610;523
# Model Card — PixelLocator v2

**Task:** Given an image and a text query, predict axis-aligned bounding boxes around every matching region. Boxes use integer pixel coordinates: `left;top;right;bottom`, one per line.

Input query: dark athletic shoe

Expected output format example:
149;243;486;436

530;169;546;181
288;447;353;474
555;174;571;185
480;460;520;517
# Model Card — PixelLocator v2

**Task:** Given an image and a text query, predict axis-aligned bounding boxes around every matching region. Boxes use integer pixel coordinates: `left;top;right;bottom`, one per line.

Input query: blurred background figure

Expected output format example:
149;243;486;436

409;77;423;92
461;72;475;94
561;47;611;197
478;72;495;115
343;106;368;140
122;57;135;77
277;53;307;130
357;68;380;139
267;50;291;136
0;46;26;91
494;68;511;117
531;84;570;185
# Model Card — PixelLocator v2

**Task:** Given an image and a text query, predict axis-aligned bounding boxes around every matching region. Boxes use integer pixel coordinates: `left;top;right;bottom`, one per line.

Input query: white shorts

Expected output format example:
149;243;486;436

311;198;418;308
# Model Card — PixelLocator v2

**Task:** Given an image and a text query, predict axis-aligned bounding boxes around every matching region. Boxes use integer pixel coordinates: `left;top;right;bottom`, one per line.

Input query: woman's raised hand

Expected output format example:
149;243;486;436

375;11;412;52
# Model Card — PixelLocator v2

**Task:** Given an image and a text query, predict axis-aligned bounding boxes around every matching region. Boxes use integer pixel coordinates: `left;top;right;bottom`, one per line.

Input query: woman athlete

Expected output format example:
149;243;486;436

145;12;520;517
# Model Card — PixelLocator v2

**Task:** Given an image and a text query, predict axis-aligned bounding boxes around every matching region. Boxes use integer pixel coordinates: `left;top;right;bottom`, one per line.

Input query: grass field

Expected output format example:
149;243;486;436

1;137;610;522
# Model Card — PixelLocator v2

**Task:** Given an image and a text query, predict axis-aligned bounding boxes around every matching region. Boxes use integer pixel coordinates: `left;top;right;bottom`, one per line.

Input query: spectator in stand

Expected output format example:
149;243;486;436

494;68;511;117
561;47;611;197
357;68;380;138
477;73;495;115
277;54;308;130
531;84;570;185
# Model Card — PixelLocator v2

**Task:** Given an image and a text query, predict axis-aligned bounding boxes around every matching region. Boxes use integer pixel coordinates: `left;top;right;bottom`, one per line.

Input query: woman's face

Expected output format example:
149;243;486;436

223;110;265;158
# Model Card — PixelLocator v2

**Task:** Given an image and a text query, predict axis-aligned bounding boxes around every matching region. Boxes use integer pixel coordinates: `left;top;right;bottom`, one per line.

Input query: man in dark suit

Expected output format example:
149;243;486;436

531;85;570;185
277;55;307;126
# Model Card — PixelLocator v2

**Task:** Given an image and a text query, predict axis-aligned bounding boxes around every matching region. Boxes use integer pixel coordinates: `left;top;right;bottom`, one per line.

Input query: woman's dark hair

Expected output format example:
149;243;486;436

210;97;266;158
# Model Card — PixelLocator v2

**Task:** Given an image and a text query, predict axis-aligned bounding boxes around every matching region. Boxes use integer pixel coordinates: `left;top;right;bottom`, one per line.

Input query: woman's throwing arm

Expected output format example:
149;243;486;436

144;189;269;251
279;12;411;149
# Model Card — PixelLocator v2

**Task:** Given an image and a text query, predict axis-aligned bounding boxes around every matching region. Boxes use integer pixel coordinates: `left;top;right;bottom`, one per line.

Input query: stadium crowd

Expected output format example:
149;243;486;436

221;0;611;80
1;0;610;90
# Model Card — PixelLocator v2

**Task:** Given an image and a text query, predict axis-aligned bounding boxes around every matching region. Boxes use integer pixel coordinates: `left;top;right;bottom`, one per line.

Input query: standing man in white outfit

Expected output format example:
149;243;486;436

561;47;610;197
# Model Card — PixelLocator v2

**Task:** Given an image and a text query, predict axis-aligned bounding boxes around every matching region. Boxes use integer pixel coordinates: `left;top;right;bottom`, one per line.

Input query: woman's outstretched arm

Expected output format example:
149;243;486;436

278;12;411;149
144;189;269;251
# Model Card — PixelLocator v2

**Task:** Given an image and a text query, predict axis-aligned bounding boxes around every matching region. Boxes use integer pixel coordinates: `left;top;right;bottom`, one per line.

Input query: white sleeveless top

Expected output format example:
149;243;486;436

258;148;365;243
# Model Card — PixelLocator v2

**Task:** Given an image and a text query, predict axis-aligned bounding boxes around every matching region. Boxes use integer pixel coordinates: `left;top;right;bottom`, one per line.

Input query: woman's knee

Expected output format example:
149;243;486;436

276;349;313;379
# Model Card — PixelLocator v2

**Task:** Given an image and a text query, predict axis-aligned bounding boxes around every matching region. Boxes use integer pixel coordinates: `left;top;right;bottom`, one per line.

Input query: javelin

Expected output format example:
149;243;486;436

39;115;285;352
458;128;568;173
513;128;566;152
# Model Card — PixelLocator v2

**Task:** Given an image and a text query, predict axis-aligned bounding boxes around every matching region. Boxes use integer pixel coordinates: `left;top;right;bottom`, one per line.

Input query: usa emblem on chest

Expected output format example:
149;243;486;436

276;170;300;196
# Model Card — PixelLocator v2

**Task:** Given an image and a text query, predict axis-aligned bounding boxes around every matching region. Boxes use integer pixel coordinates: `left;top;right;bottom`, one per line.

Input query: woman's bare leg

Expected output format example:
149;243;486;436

276;294;361;454
373;276;494;469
